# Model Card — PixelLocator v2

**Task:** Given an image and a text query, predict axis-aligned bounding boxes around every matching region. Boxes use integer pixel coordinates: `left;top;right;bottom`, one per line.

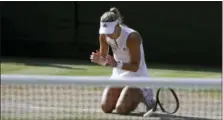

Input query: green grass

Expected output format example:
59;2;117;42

1;59;221;120
1;61;221;78
1;63;111;76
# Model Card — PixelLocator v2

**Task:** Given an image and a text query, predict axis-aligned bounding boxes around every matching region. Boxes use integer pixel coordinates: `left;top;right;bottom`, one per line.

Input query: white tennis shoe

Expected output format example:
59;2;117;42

141;87;156;117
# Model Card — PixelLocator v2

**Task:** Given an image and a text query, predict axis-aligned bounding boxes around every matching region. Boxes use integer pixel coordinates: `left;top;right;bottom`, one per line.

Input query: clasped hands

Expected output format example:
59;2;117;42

90;50;117;67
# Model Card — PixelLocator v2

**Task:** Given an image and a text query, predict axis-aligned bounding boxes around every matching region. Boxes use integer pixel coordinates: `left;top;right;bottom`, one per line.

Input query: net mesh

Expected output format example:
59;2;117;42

1;75;222;120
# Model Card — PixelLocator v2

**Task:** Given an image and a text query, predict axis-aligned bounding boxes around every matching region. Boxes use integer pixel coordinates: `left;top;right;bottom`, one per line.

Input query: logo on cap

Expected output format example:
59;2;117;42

103;24;107;27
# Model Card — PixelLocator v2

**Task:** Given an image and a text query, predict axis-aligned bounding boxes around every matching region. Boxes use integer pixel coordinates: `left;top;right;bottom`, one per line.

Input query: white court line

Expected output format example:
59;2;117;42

1;97;222;120
1;101;221;120
1;101;101;113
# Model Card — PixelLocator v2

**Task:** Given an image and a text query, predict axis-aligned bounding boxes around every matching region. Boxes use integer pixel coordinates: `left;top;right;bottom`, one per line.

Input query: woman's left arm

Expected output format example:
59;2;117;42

121;32;141;72
106;32;141;72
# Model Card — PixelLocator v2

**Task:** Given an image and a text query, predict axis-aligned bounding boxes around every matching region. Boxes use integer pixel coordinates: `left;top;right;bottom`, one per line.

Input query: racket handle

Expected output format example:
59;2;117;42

143;109;154;117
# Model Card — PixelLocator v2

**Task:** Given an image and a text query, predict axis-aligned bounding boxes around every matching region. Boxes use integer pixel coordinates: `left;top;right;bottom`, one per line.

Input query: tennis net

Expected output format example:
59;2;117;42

1;75;222;120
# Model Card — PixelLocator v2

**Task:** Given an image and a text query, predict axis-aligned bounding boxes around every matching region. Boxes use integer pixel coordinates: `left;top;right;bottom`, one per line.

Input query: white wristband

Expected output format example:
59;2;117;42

116;61;123;69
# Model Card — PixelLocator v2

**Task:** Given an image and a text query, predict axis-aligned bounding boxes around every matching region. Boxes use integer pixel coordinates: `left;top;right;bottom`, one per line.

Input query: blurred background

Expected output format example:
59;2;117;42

0;1;222;75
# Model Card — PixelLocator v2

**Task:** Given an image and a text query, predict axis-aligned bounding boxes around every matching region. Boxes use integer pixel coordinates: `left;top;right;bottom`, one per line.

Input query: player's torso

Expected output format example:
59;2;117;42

105;25;148;78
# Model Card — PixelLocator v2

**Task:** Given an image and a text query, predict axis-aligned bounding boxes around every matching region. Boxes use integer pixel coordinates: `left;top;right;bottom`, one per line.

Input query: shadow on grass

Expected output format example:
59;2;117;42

1;57;91;70
1;57;222;73
24;62;86;70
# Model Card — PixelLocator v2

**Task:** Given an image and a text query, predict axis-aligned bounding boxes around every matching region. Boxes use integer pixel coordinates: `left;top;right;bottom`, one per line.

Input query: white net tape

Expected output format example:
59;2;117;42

1;75;222;120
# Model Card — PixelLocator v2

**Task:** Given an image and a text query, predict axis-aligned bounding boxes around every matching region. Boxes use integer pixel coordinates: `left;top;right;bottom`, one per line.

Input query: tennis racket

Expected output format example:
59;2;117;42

143;88;180;117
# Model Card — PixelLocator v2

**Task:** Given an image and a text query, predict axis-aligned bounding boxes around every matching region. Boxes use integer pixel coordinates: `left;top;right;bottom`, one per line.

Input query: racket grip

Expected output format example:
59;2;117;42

143;109;154;117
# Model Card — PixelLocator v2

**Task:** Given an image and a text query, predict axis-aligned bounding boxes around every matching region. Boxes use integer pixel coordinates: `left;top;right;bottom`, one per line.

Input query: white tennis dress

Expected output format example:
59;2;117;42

105;25;155;108
105;25;148;78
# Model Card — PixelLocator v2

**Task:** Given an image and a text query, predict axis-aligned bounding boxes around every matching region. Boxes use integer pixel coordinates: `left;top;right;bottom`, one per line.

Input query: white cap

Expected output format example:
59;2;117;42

99;20;119;34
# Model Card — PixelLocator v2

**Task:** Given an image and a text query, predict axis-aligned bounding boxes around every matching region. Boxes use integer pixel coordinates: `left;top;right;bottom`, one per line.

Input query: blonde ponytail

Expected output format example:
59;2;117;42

109;7;123;23
100;7;124;25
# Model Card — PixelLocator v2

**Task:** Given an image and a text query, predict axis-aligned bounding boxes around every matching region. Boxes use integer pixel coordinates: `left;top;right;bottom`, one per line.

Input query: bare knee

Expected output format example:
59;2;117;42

101;103;114;113
115;104;132;115
101;86;122;113
115;87;142;115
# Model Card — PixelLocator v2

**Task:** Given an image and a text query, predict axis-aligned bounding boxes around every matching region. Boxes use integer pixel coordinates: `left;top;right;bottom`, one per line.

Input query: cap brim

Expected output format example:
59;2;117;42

99;20;119;34
99;26;115;34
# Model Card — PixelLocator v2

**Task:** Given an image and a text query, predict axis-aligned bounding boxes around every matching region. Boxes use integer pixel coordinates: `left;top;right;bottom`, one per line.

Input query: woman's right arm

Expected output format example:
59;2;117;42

99;34;109;58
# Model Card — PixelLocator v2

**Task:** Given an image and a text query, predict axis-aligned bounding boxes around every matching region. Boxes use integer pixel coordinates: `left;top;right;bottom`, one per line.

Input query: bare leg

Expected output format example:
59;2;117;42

115;86;143;115
101;86;123;113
